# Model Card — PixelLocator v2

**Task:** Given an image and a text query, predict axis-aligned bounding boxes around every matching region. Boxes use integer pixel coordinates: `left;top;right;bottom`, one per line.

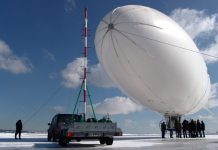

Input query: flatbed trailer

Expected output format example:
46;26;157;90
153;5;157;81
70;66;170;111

58;122;117;146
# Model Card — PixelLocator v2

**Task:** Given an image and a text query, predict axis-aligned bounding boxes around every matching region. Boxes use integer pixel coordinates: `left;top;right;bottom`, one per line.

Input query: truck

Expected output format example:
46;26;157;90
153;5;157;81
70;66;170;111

47;113;117;146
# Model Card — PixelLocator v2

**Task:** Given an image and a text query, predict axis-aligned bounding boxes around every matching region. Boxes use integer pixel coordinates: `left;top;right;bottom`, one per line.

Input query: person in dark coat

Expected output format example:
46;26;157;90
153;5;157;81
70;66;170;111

161;122;166;138
196;120;202;137
188;120;192;138
201;121;205;137
15;120;22;139
193;120;197;137
175;120;182;138
182;119;188;138
190;119;196;138
175;119;182;138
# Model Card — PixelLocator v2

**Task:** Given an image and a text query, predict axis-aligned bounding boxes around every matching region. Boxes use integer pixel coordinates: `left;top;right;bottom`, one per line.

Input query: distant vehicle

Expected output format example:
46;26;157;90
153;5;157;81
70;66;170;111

115;127;123;136
47;113;117;147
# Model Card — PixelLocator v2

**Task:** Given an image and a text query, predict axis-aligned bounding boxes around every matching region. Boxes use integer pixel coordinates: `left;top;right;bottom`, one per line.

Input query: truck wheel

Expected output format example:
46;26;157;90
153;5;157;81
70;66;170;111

99;138;106;144
58;139;68;147
105;137;113;145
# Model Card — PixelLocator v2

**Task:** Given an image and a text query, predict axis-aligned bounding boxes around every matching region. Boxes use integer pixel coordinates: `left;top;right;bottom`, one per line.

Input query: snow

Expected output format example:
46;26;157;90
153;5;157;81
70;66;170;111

0;133;46;148
81;139;162;148
0;132;218;149
0;132;162;148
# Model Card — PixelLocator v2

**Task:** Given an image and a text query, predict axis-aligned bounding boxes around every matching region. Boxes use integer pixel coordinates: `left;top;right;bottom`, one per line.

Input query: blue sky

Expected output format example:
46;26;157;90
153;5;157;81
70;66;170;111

0;0;218;133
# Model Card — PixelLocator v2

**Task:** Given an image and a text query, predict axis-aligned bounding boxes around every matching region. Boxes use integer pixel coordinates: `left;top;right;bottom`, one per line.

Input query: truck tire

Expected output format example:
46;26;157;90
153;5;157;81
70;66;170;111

99;138;106;144
105;137;113;145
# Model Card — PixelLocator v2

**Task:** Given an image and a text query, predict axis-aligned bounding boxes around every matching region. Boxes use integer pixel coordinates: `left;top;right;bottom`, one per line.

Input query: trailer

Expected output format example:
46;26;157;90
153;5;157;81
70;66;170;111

58;121;117;146
47;114;118;146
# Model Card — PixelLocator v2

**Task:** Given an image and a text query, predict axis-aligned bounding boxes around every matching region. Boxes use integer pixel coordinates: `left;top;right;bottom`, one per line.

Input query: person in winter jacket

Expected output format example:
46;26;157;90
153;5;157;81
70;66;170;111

161;122;167;138
201;121;205;138
15;120;22;139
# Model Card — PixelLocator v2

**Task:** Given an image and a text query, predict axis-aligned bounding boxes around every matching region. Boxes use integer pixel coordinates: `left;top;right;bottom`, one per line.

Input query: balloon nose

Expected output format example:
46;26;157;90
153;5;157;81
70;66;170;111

108;23;114;30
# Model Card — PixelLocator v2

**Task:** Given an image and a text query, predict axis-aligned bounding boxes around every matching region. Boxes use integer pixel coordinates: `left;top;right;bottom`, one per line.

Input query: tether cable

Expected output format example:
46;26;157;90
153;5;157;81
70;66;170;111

23;85;62;125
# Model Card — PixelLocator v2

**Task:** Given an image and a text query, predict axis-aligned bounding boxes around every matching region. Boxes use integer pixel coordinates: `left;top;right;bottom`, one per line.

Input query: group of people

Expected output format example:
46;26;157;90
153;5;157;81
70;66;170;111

161;119;205;138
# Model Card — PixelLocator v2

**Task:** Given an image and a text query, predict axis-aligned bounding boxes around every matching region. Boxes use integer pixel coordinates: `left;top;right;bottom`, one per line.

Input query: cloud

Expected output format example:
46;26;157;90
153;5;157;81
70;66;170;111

44;50;56;62
61;57;84;88
65;0;76;13
206;83;218;108
170;8;218;63
201;35;218;63
50;106;66;113
92;96;143;115
0;40;32;74
61;57;115;88
198;115;214;120
88;64;116;88
170;8;217;39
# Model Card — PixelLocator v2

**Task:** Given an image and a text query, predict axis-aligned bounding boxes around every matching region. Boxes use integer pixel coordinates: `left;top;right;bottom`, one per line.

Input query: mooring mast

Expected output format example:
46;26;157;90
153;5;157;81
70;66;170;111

73;7;96;121
83;7;88;119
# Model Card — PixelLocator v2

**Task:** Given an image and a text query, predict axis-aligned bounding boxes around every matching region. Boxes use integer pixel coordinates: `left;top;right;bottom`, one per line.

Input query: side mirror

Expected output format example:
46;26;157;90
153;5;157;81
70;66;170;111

48;123;51;126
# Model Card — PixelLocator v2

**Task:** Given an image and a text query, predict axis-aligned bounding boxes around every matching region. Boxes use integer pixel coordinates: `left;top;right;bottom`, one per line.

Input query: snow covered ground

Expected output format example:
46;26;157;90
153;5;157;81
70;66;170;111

0;132;218;149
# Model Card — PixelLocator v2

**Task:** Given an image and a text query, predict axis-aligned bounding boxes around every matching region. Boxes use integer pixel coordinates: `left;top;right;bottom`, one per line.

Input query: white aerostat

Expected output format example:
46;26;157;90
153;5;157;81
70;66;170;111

94;5;210;118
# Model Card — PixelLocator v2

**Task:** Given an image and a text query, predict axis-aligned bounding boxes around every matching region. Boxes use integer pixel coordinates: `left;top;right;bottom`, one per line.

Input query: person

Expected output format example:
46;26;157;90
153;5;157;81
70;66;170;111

161;122;166;138
182;119;188;138
15;120;22;139
190;119;196;138
188;120;192;138
201;121;205;138
175;119;179;138
169;129;173;138
193;120;197;138
196;120;202;137
175;119;182;138
178;121;182;138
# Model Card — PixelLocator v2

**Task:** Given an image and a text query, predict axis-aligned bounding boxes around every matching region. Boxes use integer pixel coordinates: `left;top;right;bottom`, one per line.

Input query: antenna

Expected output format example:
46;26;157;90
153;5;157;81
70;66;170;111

73;7;96;121
83;7;88;119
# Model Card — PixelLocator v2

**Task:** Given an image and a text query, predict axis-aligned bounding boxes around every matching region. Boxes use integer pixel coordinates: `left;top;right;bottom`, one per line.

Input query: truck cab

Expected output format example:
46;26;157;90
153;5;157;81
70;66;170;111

47;114;74;141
